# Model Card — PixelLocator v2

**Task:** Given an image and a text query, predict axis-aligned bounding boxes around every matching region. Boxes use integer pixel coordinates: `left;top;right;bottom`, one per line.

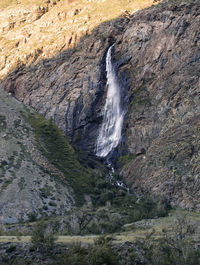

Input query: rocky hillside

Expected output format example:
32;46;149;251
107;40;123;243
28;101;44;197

0;89;75;223
0;88;104;223
0;0;200;214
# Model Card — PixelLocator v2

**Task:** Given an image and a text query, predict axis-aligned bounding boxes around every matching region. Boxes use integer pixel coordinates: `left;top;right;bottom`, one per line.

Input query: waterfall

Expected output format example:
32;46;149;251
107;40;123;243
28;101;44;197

96;44;124;158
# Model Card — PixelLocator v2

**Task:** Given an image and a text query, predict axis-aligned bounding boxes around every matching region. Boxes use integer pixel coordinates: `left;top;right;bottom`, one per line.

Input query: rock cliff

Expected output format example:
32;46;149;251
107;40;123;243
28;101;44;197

0;0;158;152
0;0;200;212
116;2;200;211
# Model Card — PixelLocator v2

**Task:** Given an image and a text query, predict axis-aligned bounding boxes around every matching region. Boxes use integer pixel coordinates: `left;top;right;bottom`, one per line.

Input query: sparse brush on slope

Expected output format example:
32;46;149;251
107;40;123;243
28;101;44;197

23;112;95;205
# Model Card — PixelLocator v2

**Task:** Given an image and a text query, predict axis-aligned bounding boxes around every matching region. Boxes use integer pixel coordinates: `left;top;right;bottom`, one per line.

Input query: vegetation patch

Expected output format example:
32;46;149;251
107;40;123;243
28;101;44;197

39;186;53;199
1;213;199;265
0;179;13;193
0;115;7;131
129;84;151;110
31;220;57;252
52;172;171;235
24;112;94;205
118;153;136;167
14;119;21;128
18;176;26;190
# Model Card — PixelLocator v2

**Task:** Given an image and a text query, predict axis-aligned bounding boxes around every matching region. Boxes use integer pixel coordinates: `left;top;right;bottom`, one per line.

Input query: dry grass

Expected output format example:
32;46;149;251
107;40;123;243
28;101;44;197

0;210;199;244
67;0;162;25
0;236;31;243
0;0;161;13
0;0;46;9
0;0;162;78
92;0;161;20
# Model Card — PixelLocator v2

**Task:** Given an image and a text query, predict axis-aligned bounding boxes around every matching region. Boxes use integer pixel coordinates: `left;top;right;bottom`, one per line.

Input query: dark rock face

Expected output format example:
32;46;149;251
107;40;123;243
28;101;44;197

116;2;200;210
1;2;200;210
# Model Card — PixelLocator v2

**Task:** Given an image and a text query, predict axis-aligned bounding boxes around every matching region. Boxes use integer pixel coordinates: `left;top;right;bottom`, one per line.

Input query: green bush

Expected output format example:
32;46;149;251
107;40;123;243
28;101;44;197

87;244;118;265
5;245;16;253
59;242;88;265
59;237;119;265
118;154;136;167
31;220;57;251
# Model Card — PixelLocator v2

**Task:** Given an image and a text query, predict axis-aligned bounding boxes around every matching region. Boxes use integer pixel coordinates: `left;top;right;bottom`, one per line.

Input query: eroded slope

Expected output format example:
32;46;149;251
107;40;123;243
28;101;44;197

0;89;94;223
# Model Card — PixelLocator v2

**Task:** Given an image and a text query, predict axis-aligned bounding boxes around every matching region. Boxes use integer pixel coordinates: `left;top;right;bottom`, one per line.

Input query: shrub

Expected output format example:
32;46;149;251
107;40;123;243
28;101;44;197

31;220;57;251
59;242;88;265
87;244;118;265
60;237;119;265
5;245;16;253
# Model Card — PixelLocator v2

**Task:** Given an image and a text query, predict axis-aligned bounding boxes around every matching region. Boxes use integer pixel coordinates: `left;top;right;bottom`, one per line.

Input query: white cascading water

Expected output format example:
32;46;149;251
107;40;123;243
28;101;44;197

96;44;124;158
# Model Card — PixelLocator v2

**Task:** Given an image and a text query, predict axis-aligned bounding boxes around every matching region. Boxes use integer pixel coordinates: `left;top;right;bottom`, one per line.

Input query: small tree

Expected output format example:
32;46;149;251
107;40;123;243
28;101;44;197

31;220;57;251
75;206;93;234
